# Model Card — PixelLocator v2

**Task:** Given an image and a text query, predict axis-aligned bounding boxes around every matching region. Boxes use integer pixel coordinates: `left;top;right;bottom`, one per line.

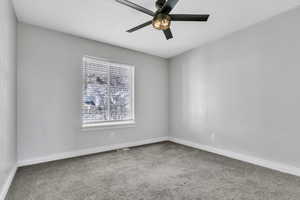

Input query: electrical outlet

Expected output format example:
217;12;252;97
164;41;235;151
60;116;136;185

210;132;215;143
109;131;115;136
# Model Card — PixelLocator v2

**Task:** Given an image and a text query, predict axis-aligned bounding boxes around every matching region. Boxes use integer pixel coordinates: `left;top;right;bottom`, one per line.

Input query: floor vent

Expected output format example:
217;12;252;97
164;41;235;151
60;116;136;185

117;147;131;152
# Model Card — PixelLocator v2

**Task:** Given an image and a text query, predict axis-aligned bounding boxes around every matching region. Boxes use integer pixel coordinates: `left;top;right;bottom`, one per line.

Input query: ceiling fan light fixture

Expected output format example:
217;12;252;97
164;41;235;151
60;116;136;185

116;0;210;40
152;14;171;30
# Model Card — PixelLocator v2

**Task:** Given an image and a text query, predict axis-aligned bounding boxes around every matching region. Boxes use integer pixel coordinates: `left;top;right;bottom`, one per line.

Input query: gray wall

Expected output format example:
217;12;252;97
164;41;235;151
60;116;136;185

17;23;168;162
0;0;17;194
169;7;300;168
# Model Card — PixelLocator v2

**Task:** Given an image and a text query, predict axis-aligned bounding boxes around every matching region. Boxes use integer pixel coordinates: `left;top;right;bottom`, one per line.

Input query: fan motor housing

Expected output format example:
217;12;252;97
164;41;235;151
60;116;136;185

155;0;166;9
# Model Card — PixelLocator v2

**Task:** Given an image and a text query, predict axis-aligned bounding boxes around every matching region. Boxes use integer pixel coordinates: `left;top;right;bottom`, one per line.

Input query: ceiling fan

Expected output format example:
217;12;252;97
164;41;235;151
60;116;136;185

115;0;210;40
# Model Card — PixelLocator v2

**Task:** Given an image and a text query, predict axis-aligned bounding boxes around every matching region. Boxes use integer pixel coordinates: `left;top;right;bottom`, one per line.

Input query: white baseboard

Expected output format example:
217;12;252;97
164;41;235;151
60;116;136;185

0;165;17;200
169;137;300;177
5;136;299;199
18;137;169;167
16;136;300;179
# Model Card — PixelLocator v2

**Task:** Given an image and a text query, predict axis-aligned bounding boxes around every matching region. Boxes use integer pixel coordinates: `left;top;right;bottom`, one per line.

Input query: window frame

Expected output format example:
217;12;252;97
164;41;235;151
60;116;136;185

81;56;135;129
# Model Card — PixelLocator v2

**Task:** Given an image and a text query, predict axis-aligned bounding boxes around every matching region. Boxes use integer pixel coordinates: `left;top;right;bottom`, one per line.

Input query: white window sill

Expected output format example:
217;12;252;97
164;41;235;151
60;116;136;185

81;121;136;131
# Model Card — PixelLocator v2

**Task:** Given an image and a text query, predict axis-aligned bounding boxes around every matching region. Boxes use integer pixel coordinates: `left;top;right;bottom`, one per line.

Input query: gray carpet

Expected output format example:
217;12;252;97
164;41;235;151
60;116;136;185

6;142;300;200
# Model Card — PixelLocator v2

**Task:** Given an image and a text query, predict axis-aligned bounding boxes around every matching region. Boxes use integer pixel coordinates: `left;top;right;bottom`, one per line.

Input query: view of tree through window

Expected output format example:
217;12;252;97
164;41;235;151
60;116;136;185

81;56;134;126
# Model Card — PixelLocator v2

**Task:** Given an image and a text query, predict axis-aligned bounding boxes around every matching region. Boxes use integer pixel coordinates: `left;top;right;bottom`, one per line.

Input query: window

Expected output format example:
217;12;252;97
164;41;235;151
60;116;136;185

81;56;135;128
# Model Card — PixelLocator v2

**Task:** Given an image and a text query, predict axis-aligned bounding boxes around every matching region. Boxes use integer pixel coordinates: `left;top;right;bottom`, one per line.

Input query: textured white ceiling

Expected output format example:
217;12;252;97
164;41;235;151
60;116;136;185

12;0;300;58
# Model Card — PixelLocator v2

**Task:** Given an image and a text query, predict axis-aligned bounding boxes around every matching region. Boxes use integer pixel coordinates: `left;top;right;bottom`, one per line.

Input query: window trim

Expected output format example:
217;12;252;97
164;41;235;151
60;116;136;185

81;120;136;131
81;56;135;129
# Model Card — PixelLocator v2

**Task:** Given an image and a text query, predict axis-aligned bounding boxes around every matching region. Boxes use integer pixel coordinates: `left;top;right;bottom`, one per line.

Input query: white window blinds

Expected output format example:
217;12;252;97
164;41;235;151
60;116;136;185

81;56;134;127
